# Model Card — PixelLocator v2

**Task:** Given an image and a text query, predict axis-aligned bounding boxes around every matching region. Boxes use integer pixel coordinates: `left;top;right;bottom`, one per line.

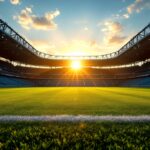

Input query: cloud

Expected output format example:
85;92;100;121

14;7;60;30
127;0;150;14
106;35;127;44
112;0;150;20
28;36;112;56
101;21;127;45
123;14;129;19
10;0;20;5
102;21;123;33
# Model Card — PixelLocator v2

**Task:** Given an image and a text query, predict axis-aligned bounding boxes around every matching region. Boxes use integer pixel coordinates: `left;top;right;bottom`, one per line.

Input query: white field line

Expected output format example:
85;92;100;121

0;115;150;122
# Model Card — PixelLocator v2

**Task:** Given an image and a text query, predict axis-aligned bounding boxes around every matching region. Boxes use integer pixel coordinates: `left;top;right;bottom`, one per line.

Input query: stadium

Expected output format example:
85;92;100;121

0;18;150;149
0;0;150;148
0;19;150;87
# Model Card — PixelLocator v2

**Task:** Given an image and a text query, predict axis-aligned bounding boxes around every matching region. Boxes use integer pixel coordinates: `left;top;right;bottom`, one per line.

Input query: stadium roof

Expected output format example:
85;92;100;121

0;19;150;67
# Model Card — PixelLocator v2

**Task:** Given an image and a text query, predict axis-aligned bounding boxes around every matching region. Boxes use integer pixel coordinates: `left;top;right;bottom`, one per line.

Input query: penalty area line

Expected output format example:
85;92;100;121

0;115;150;122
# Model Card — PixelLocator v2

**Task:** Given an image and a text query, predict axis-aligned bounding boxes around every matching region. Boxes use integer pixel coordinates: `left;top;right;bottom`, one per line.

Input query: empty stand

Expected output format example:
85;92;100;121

0;19;150;87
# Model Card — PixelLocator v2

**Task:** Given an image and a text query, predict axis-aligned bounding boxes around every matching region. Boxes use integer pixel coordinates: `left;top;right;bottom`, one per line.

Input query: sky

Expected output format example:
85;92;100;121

0;0;150;56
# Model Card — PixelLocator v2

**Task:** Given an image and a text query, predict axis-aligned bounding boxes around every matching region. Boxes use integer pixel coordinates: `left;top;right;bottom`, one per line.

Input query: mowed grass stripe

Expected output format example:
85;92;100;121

0;87;150;115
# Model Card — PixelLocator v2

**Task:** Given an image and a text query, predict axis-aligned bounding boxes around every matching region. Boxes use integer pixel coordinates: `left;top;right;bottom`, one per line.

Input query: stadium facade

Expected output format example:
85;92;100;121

0;19;150;87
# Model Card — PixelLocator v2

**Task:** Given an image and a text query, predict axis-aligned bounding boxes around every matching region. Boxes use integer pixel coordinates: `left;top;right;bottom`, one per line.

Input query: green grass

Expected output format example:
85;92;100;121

0;122;150;149
0;88;150;149
0;87;150;115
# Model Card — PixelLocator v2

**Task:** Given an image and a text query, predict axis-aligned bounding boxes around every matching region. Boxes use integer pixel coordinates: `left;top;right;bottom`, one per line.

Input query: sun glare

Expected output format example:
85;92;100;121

71;60;82;70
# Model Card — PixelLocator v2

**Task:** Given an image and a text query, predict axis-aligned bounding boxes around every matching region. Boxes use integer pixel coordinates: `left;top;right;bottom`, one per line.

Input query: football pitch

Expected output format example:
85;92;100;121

0;87;150;149
0;87;150;115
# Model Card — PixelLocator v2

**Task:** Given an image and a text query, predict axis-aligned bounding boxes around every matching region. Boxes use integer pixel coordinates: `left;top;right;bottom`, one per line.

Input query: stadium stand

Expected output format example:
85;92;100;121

0;19;150;87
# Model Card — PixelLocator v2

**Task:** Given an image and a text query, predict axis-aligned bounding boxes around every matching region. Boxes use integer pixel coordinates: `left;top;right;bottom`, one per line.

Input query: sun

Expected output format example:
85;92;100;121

71;60;82;70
